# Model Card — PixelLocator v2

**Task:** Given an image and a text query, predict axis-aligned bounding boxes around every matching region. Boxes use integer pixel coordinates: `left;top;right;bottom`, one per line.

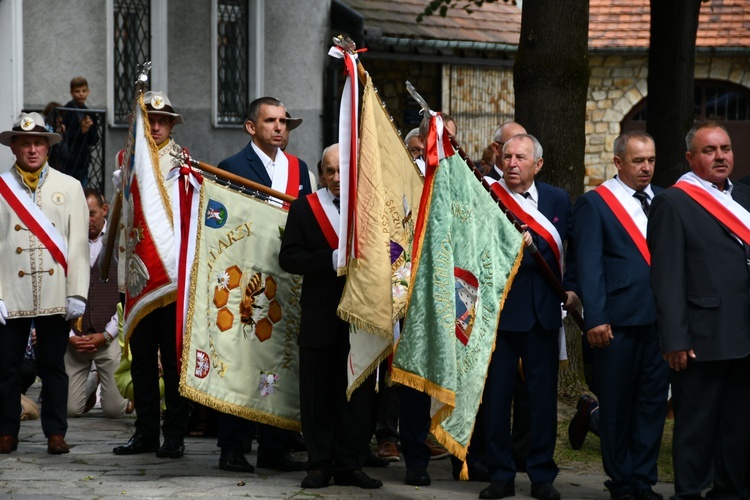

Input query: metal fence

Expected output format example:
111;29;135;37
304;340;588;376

24;107;107;197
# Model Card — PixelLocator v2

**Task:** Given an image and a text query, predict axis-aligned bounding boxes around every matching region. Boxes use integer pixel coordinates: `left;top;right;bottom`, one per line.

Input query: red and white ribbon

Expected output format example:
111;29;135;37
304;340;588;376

0;170;68;275
328;45;359;272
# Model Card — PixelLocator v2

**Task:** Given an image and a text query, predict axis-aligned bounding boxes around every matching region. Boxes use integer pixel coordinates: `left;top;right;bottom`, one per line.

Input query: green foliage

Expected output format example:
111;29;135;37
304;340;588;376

417;0;514;22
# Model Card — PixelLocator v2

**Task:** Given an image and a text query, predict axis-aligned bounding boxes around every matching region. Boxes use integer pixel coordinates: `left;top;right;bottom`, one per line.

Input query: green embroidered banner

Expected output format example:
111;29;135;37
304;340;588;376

392;152;523;461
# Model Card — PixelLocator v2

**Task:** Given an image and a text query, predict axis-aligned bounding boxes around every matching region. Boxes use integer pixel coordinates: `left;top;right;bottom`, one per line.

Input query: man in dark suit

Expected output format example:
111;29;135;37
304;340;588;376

486;121;526;181
279;144;382;490
649;122;750;500
480;134;578;500
215;96;310;473
572;131;668;500
218;96;311;201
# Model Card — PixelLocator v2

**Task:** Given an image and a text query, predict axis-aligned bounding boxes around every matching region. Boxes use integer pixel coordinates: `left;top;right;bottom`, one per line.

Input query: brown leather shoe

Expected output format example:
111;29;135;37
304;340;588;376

0;435;18;454
47;434;70;454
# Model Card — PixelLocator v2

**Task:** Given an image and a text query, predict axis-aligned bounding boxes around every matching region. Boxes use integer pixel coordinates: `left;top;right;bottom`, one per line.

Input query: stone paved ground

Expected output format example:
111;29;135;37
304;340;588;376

0;383;674;499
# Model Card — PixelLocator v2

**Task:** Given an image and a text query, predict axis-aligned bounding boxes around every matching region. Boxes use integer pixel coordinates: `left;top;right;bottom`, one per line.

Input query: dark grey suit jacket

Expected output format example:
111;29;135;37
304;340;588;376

648;181;750;361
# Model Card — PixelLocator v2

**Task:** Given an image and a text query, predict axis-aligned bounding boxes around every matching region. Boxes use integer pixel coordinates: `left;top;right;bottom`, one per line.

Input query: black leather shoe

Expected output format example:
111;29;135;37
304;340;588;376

633;489;663;500
610;492;634;500
286;431;306;452
219;450;255;472
256;452;305;471
568;395;598;450
300;468;332;488
479;480;515;499
113;433;159;455
334;469;383;489
156;436;185;458
405;468;431;486
531;481;561;500
364;452;390;468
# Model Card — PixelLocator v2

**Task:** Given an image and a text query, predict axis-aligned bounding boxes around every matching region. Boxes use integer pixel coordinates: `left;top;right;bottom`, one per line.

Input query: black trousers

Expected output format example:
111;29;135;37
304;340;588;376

592;324;668;495
129;303;189;441
0;315;68;438
299;324;374;473
671;354;750;499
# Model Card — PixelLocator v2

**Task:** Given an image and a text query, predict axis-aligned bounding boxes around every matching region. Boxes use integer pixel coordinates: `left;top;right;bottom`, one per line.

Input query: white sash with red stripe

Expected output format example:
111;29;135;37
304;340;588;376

674;172;750;246
486;178;564;274
0;170;69;275
594;178;650;265
307;189;340;249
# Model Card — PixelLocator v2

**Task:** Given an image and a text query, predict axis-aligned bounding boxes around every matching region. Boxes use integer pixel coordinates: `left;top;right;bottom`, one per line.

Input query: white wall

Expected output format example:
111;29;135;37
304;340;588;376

0;0;23;171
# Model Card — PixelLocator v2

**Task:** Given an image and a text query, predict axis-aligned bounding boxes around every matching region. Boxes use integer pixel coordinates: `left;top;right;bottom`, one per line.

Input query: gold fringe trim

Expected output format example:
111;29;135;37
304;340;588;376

123;291;177;351
390;367;455;408
179;383;301;432
337;306;394;342
345;344;393;401
138;95;174;228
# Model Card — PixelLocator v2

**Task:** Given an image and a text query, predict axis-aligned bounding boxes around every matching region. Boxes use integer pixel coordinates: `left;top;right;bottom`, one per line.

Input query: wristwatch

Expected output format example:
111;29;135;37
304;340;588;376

103;332;114;346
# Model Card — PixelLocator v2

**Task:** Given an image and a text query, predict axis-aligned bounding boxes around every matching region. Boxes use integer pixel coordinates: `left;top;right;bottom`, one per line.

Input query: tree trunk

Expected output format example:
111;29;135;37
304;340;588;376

648;0;702;187
513;0;589;200
513;0;590;392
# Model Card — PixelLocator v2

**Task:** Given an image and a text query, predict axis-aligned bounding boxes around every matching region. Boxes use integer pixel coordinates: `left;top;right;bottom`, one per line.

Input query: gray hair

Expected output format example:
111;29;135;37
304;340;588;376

613;130;654;158
503;133;543;162
321;143;339;167
404;128;420;144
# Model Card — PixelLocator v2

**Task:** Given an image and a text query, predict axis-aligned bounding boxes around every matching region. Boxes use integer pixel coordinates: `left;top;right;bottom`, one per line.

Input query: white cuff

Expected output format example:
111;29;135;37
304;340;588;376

65;297;87;320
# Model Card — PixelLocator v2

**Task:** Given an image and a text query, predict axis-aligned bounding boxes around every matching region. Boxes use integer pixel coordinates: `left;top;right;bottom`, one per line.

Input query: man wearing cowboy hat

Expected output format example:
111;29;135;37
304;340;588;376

0;112;89;455
112;91;191;459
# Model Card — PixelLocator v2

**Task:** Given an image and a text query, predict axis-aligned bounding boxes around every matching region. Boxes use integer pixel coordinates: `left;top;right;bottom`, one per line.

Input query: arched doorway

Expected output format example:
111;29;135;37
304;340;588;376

621;80;750;180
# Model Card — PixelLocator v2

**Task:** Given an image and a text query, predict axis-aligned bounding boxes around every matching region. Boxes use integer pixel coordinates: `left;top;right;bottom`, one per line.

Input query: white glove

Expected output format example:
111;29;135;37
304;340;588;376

0;299;8;326
332;249;339;271
65;297;87;320
112;169;123;193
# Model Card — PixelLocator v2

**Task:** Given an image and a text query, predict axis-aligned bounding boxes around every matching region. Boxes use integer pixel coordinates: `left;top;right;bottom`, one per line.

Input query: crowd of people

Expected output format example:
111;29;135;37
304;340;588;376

0;84;748;500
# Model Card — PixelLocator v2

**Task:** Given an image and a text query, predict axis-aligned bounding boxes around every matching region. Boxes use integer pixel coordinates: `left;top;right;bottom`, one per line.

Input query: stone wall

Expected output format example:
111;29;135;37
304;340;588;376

585;53;750;190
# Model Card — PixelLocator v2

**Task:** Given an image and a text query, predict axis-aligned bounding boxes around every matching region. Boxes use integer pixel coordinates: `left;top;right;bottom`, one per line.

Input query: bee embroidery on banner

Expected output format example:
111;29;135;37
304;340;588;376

239;271;265;338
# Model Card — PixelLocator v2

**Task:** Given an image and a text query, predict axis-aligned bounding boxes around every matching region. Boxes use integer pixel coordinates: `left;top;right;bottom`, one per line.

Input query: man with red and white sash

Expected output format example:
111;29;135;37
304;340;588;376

215;96;311;473
572;131;668;500
649;122;750;500
481;134;578;500
280;144;381;490
0;112;89;455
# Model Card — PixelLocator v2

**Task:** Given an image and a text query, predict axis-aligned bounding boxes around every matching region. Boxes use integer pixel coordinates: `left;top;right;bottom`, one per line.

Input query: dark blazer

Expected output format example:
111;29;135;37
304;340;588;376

648;182;750;361
498;181;572;332
217;140;312;197
486;166;502;181
278;194;345;349
572;185;662;331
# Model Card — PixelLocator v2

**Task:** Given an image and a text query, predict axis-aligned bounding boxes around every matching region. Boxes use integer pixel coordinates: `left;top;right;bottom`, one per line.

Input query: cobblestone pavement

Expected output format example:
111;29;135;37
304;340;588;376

0;384;674;499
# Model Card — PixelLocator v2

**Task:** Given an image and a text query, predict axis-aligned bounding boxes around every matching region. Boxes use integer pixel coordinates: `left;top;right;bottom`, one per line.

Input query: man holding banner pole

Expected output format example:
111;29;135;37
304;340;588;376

482;134;578;500
215;96;310;473
112;91;191;459
280;143;382;490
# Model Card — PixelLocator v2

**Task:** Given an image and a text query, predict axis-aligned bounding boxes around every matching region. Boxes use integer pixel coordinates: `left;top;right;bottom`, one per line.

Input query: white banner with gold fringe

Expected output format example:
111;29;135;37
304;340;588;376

179;178;302;430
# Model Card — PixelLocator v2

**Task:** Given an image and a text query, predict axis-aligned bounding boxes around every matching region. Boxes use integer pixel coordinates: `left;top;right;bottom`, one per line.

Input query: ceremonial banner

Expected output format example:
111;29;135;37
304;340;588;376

179;178;302;430
121;94;177;341
392;117;524;463
338;75;424;396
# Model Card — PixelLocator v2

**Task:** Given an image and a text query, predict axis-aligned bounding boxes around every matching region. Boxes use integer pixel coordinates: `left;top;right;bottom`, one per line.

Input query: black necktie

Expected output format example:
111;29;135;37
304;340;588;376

522;192;530;199
333;197;340;213
633;190;650;216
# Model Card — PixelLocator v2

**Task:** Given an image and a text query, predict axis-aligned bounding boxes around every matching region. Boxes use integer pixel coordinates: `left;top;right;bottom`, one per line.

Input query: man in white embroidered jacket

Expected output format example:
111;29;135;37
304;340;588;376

0;112;89;455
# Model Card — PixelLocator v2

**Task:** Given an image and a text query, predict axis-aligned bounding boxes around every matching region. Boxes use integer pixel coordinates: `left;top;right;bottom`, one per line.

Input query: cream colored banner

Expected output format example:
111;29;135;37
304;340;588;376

180;179;302;430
